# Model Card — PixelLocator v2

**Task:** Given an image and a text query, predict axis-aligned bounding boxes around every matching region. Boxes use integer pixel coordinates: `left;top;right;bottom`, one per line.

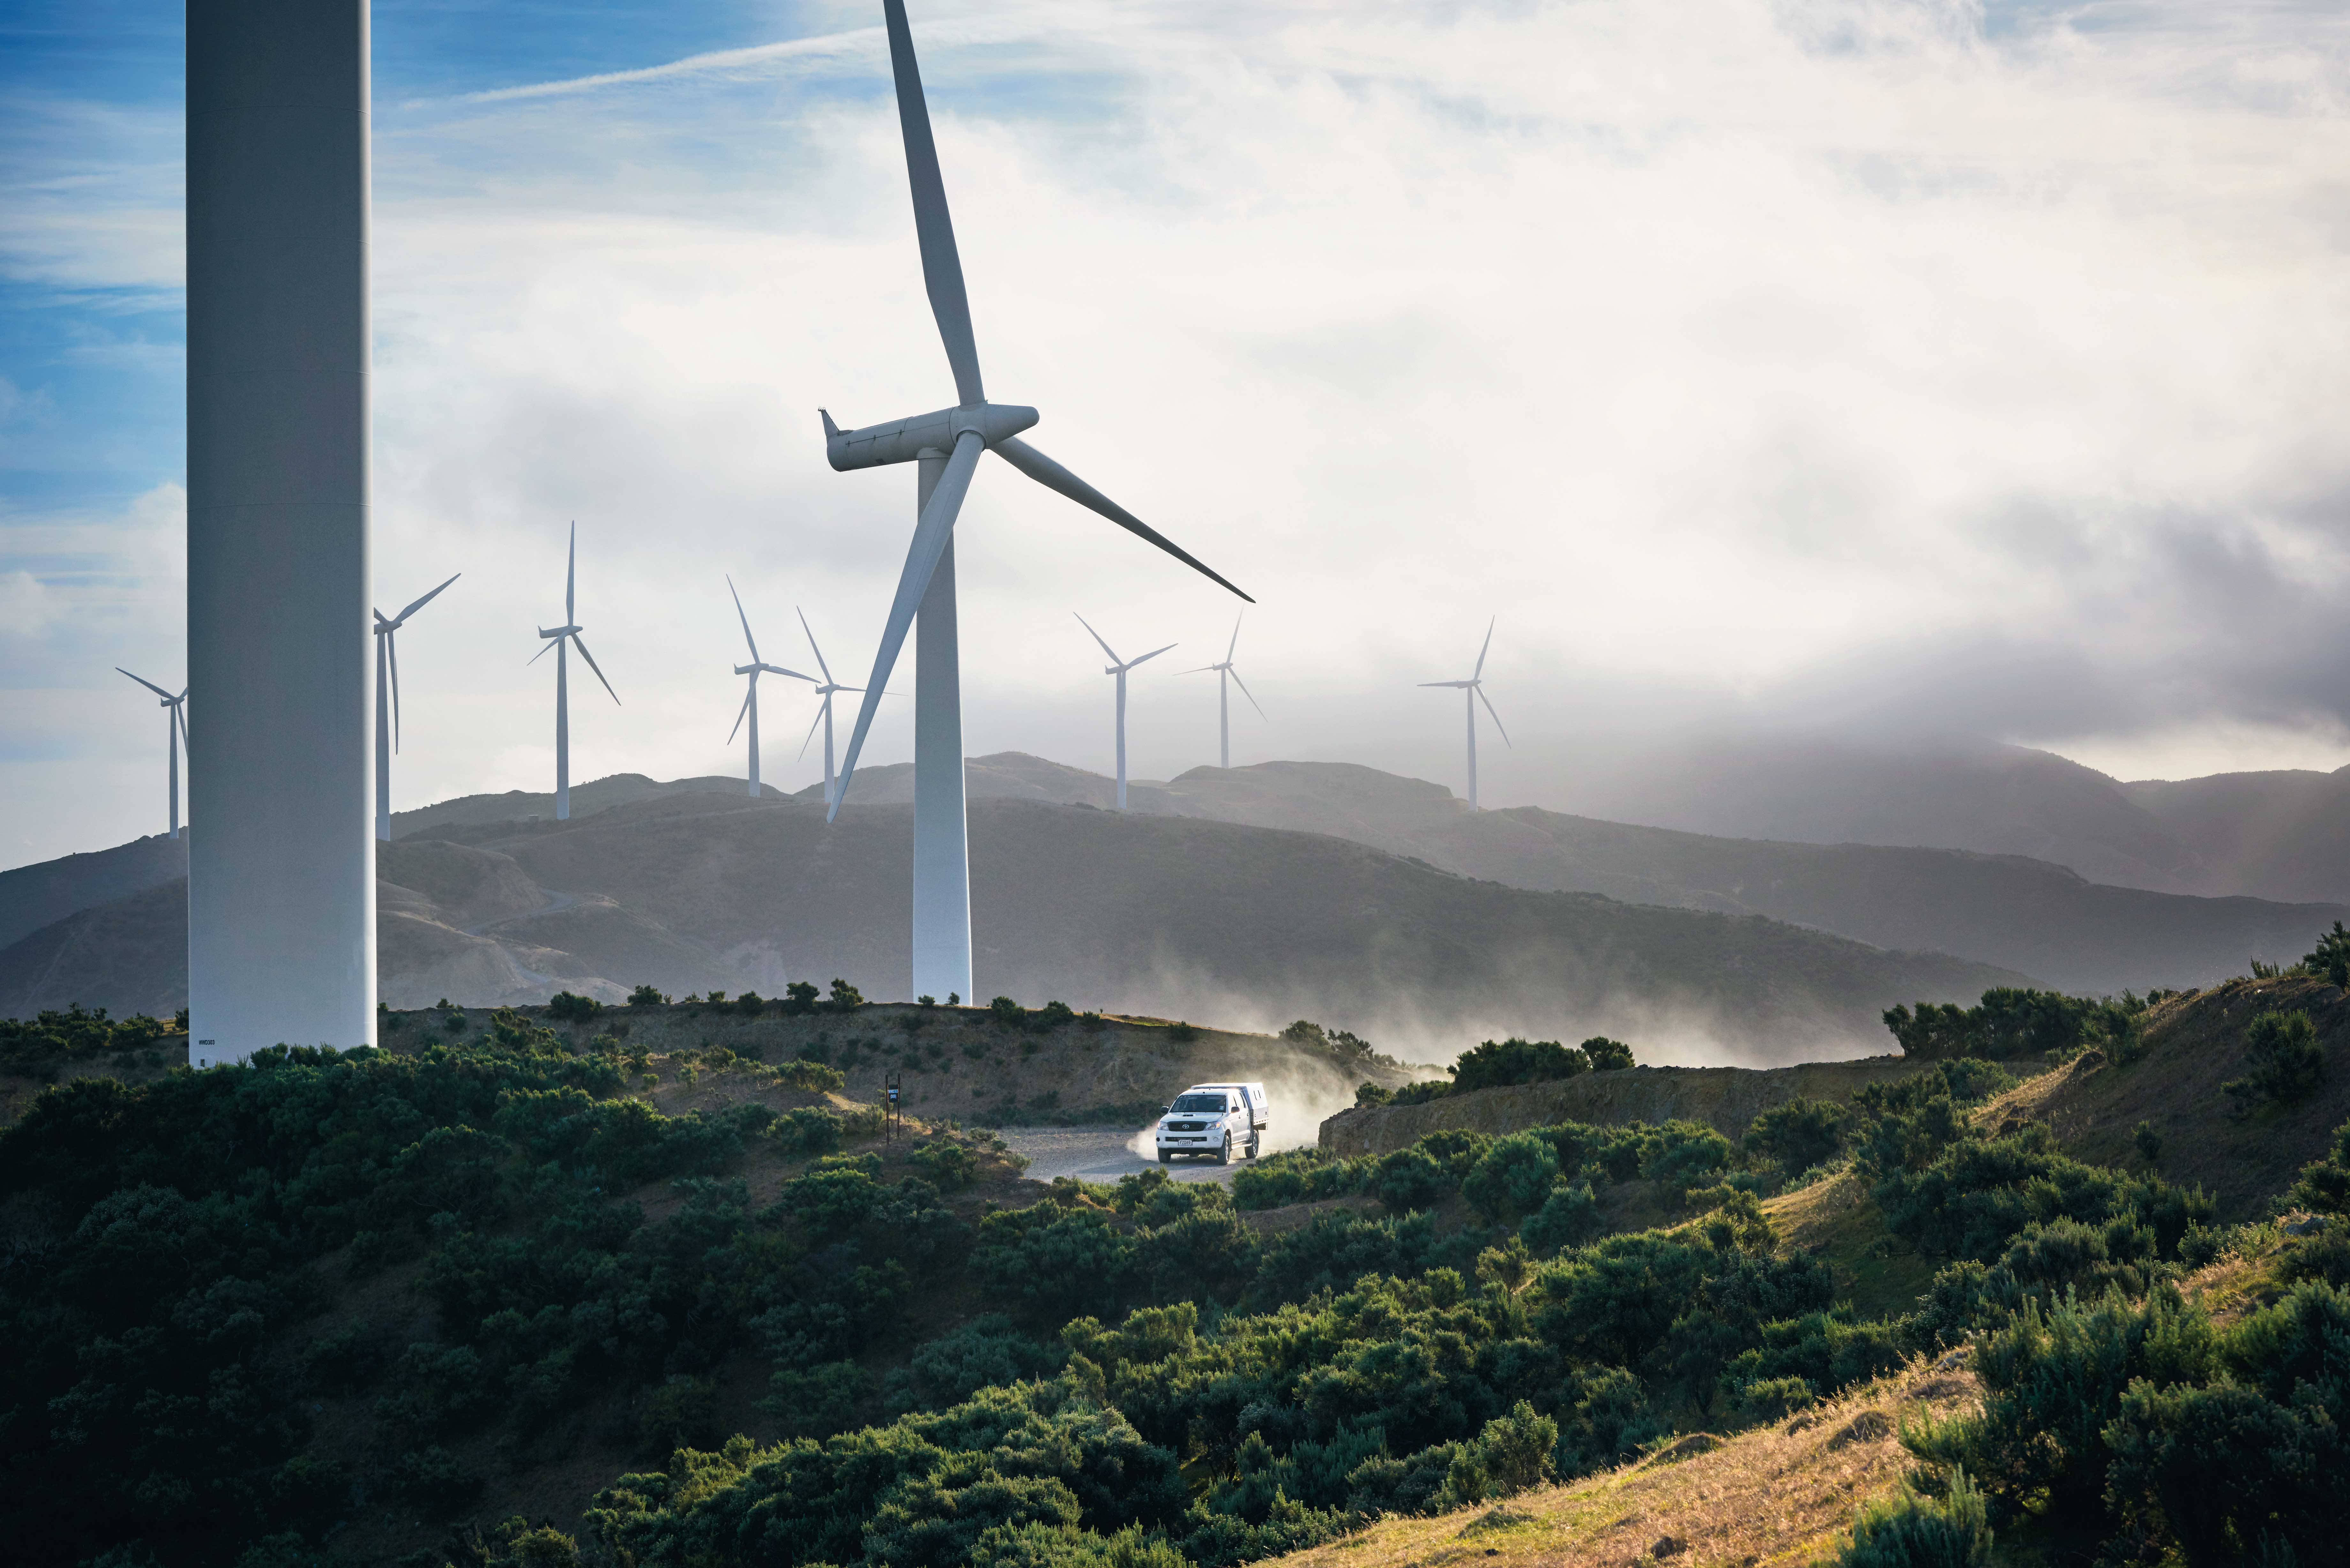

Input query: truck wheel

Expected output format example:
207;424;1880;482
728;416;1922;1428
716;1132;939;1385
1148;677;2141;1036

1158;1150;1171;1164
1247;1135;1260;1159
1215;1133;1231;1166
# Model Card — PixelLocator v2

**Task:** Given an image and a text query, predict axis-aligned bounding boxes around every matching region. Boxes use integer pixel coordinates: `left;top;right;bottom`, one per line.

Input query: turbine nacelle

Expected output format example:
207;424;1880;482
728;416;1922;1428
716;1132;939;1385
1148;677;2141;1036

539;623;581;639
821;402;1040;472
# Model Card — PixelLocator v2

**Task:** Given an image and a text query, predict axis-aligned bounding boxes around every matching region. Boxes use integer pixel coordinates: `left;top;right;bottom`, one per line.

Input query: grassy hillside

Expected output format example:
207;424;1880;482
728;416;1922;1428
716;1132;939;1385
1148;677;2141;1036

381;998;1432;1132
1973;972;2350;1219
6;980;2347;1568
1319;1057;1930;1156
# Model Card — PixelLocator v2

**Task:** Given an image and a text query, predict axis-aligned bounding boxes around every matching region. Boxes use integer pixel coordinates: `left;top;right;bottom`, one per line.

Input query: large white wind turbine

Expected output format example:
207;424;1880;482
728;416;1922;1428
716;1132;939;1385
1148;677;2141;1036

373;572;460;841
821;0;1251;1001
793;609;867;813
528;523;619;821
1185;614;1264;770
1075;615;1174;810
1419;619;1510;810
726;577;815;798
117;668;190;839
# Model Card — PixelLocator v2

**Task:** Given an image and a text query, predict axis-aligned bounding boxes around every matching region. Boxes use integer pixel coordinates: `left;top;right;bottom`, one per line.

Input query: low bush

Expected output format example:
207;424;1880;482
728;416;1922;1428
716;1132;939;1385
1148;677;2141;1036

2224;1009;2326;1116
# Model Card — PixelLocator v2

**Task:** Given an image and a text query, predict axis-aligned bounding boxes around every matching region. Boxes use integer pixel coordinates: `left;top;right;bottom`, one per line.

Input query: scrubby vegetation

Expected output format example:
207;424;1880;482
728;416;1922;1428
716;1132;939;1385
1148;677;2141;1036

8;953;2350;1567
0;1001;185;1077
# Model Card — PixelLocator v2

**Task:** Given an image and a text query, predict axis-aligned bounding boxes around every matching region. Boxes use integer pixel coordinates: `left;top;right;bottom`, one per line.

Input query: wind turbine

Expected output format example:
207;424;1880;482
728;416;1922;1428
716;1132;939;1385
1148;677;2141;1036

528;523;618;821
821;0;1251;1002
117;668;190;839
1186;613;1264;770
1075;615;1174;810
794;609;868;812
373;572;460;841
726;577;815;798
1419;619;1509;810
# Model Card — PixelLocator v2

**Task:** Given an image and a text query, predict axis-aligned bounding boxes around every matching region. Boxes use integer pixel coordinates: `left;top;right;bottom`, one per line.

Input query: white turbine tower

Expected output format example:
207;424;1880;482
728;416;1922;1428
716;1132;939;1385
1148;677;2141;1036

117;668;191;839
528;523;618;821
726;577;815;798
1185;614;1264;770
1419;619;1510;810
794;609;866;812
1075;615;1174;810
373;572;459;841
822;0;1251;1002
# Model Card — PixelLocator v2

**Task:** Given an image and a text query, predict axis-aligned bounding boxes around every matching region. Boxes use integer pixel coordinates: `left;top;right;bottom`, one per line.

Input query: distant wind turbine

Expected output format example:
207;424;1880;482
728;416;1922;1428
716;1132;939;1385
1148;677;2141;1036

1075;614;1174;810
117;668;190;838
1419;619;1509;810
794;609;868;812
820;0;1251;1001
527;523;618;821
373;572;460;841
726;577;815;798
1185;613;1263;770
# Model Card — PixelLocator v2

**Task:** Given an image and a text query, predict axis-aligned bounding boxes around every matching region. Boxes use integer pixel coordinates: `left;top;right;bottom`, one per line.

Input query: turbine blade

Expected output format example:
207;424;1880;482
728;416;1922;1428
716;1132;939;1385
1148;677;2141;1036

526;638;556;666
1178;666;1218;675
1417;680;1473;688
115;667;174;701
728;574;760;662
994;436;1253;602
796;607;836;684
571;634;620;704
175;702;191;755
388;628;403;752
833;427;984;818
393;571;461;626
761;663;818;682
882;0;985;407
1477;685;1511;746
1229;667;1266;719
566;522;577;624
1073;612;1122;665
1474;616;1494;679
797;697;826;761
1127;642;1177;668
728;682;753;744
1226;612;1242;663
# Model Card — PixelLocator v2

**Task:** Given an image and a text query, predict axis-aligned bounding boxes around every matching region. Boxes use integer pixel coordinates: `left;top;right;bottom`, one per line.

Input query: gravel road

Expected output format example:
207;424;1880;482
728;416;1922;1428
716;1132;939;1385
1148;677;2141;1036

995;1125;1247;1185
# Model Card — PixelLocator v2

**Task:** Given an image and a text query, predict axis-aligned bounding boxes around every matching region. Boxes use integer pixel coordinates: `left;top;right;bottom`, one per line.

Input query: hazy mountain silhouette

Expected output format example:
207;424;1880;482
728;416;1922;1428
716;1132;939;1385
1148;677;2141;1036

389;773;783;839
1565;737;2215;894
0;832;186;950
2120;766;2350;905
822;753;2345;993
0;785;2022;1060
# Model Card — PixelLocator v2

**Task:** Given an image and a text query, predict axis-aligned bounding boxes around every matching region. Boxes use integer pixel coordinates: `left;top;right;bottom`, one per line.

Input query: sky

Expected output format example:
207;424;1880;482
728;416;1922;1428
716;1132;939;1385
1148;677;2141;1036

5;0;2350;871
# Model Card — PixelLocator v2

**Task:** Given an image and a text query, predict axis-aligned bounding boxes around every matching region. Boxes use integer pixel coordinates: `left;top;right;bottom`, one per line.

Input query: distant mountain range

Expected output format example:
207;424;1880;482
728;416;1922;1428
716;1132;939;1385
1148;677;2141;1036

8;748;2348;1058
0;779;2024;1062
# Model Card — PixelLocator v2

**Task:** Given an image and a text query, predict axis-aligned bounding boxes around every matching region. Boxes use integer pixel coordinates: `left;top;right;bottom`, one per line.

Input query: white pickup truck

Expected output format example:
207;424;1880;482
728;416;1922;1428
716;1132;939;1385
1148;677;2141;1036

1154;1082;1267;1165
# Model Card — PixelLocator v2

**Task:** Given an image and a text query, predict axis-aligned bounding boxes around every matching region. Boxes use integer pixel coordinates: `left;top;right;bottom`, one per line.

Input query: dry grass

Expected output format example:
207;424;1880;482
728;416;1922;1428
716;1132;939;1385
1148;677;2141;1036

1272;1359;1978;1568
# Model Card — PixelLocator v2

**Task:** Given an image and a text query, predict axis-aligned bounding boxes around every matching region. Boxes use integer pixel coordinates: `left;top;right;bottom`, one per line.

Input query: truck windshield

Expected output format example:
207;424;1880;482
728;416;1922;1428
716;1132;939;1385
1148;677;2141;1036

1170;1094;1229;1114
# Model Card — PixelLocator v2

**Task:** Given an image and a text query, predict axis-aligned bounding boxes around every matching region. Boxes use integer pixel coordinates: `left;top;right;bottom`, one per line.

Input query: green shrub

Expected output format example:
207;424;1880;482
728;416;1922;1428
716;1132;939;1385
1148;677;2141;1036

1881;988;2121;1061
1835;1469;1991;1567
1581;1037;1634;1072
545;990;602;1023
2224;1009;2325;1116
1746;1097;1847;1172
1353;1082;1393;1107
1462;1132;1560;1222
2304;919;2350;988
393;1444;482;1512
991;996;1027;1026
1451;1037;1588;1093
1520;1182;1601;1255
627;984;665;1006
827;978;866;1012
2287;1118;2350;1215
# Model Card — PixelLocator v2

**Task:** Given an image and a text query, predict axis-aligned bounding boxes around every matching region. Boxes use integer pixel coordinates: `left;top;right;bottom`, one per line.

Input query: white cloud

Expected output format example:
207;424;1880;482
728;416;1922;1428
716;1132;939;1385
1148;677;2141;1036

16;0;2350;864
